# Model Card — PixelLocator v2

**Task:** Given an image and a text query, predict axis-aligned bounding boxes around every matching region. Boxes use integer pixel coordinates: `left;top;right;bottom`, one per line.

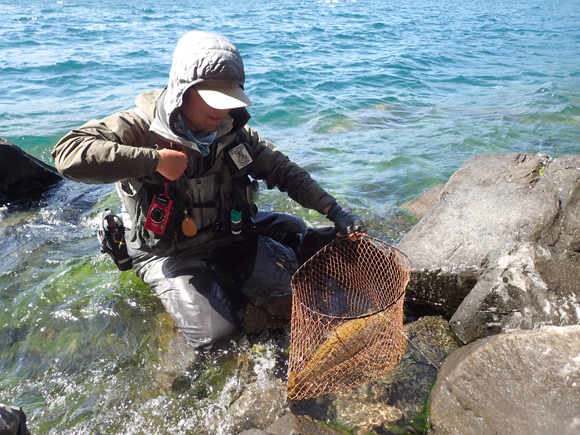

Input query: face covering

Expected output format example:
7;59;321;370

175;114;217;157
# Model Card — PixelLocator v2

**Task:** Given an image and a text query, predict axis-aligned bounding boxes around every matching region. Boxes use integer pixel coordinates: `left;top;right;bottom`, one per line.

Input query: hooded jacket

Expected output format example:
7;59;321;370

52;31;335;258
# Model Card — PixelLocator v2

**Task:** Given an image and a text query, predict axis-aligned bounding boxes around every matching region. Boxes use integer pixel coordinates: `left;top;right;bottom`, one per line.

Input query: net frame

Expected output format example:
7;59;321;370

287;235;411;400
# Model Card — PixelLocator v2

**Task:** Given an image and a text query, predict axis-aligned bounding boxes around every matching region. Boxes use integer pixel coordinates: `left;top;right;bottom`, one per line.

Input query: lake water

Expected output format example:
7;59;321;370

1;0;579;433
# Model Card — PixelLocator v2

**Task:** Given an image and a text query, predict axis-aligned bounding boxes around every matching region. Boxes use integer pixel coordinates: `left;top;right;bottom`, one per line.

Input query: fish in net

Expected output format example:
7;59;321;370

287;235;411;400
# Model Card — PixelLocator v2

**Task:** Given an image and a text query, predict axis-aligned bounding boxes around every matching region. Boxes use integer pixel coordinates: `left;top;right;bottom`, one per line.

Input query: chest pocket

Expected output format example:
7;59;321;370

188;173;220;231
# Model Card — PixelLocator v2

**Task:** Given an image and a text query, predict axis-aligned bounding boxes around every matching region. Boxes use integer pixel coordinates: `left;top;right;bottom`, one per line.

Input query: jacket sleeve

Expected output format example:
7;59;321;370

241;126;336;214
52;109;159;184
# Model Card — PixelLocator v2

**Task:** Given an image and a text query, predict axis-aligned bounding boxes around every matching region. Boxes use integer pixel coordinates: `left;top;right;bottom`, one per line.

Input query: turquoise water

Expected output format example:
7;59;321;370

1;0;580;433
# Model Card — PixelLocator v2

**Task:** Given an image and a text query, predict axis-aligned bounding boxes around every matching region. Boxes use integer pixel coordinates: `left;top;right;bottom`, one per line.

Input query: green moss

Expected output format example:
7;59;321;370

384;387;433;434
322;418;358;434
397;206;421;224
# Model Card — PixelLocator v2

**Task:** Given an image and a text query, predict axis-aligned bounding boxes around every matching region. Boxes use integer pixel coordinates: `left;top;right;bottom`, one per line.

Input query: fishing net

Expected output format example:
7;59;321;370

287;235;411;400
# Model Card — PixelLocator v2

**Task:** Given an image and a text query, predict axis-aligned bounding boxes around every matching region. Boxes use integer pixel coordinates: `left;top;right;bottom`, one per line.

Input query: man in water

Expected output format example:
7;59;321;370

52;31;365;348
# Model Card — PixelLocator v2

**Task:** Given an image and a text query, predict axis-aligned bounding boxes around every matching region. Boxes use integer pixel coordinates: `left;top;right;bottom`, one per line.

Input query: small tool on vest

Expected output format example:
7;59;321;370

230;209;242;235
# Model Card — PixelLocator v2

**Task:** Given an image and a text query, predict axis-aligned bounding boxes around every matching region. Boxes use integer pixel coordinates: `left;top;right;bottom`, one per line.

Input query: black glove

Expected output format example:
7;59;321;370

326;203;367;237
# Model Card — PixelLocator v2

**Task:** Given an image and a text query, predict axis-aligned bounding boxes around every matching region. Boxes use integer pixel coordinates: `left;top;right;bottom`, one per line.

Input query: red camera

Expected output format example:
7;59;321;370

144;194;173;235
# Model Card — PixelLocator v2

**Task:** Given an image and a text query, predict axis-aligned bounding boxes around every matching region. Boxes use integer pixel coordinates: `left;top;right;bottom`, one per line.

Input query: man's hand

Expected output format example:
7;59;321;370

326;203;367;241
156;148;188;180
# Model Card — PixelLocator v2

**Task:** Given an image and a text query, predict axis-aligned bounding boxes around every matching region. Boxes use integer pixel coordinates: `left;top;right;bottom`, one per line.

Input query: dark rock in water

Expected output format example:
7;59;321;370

0;403;29;435
430;325;580;435
451;242;580;344
397;153;580;316
0;137;63;207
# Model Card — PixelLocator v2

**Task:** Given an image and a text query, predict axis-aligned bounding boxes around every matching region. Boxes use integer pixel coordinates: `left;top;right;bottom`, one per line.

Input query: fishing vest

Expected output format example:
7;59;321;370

118;140;258;258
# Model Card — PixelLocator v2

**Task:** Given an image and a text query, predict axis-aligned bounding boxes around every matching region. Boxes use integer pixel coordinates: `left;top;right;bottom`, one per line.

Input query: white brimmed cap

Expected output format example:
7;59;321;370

195;80;253;110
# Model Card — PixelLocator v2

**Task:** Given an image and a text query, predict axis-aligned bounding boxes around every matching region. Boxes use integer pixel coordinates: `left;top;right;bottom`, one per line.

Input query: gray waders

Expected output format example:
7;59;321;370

130;211;312;349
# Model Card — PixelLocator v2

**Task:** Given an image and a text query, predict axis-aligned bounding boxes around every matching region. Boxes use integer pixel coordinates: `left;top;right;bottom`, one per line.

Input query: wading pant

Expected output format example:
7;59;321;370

130;211;306;349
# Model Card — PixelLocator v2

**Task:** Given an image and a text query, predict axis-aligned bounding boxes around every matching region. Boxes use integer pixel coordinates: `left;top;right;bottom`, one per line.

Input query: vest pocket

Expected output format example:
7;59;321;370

188;173;220;231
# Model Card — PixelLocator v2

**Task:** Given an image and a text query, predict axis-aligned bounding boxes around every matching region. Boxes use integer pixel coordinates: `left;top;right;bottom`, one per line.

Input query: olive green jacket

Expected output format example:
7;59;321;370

52;89;335;256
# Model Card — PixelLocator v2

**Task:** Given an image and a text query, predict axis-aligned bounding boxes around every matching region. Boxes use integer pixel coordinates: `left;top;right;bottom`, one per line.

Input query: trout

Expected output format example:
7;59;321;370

288;313;379;399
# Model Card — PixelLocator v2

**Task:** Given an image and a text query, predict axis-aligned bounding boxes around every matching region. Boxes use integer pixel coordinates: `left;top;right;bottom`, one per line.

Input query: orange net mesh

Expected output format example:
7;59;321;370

287;235;411;400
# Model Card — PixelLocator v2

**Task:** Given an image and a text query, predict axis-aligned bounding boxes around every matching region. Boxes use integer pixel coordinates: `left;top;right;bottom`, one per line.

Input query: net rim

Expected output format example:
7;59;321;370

291;235;411;321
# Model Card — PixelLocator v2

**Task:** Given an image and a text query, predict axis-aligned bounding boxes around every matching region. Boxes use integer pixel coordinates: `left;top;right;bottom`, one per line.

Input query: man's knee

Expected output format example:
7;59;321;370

151;272;242;349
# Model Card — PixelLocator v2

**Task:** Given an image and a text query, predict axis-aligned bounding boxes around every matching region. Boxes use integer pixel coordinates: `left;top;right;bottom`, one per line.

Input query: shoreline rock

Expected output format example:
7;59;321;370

0;138;63;208
450;242;580;344
397;152;580;315
430;325;580;435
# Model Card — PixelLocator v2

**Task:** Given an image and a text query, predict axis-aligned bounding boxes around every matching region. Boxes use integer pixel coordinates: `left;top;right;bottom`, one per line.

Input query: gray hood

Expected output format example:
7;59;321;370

162;31;246;132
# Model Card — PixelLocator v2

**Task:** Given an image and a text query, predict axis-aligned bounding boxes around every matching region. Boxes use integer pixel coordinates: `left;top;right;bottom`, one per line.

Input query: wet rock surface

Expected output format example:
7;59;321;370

450;242;580;344
0;138;63;207
397;153;580;315
430;325;580;435
401;183;444;221
264;412;349;435
152;316;457;434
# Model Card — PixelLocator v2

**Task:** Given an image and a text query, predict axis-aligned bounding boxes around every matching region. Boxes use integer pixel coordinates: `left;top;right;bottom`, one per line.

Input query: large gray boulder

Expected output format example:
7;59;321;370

397;153;580;315
430;325;580;435
450;242;580;344
0;138;63;206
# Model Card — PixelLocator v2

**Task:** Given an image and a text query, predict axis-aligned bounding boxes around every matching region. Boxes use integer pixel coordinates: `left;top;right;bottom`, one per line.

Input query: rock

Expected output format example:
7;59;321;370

229;376;287;429
0;137;63;206
401;183;444;220
238;430;272;435
0;404;28;435
397;153;580;315
450;242;580;344
430;325;580;435
225;341;289;432
290;316;460;433
265;412;349;435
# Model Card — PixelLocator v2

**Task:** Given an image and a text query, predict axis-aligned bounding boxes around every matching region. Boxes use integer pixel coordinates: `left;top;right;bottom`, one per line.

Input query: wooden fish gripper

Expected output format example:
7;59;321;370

287;235;411;400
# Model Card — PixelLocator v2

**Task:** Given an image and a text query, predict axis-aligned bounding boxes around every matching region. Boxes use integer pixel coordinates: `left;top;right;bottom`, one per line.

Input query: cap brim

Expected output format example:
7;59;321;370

196;82;253;110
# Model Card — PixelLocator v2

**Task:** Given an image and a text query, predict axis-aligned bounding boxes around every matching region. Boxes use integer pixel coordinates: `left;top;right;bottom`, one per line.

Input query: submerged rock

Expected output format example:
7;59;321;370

264;412;349;435
450;242;580;344
0;137;63;207
397;153;580;315
430;325;580;435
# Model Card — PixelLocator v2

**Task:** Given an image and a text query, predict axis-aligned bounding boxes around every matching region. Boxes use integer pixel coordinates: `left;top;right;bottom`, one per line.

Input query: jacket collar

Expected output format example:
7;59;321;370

147;88;251;153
